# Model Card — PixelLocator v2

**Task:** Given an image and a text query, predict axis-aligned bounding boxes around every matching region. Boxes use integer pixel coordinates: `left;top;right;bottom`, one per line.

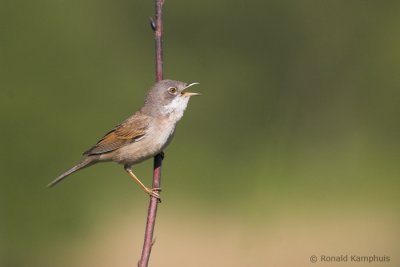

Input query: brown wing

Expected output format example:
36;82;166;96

83;113;151;155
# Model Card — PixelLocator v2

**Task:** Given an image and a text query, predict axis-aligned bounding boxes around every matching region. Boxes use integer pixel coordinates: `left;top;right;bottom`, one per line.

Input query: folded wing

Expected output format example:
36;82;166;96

83;113;151;155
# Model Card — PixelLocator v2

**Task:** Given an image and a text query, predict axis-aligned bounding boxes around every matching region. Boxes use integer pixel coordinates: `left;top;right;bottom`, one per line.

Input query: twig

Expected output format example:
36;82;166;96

137;0;165;266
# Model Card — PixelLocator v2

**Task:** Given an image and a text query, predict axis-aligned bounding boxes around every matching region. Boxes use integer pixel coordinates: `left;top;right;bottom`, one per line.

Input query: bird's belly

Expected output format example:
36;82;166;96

112;121;176;166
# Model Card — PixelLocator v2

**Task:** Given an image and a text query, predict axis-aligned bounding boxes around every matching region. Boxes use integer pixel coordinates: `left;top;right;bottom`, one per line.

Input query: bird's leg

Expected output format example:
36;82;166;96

124;165;161;200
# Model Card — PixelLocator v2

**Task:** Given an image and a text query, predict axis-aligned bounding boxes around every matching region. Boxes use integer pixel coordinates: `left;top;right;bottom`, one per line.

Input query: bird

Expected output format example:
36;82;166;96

48;79;199;199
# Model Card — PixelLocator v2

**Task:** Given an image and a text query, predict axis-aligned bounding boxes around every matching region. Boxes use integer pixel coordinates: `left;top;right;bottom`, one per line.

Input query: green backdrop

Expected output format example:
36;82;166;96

1;1;399;266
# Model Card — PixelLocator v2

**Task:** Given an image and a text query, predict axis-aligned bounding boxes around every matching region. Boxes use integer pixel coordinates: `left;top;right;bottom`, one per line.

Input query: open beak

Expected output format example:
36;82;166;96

181;82;200;96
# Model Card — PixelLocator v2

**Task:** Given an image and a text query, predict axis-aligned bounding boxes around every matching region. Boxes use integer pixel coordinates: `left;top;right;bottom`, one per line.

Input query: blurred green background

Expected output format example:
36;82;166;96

1;0;399;266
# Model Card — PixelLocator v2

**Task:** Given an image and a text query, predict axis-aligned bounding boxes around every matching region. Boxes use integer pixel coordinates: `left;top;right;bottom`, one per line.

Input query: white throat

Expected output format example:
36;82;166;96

162;96;190;122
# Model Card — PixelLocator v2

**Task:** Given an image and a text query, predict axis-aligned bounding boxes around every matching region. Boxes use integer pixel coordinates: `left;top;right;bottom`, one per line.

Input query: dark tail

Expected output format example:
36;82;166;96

47;157;96;188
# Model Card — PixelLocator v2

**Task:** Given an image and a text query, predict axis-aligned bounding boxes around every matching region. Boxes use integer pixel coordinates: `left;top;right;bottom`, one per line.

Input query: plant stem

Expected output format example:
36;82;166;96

154;0;164;82
138;0;165;266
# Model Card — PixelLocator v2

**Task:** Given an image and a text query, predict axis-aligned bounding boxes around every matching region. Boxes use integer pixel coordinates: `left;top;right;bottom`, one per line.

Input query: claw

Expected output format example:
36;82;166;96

145;187;162;202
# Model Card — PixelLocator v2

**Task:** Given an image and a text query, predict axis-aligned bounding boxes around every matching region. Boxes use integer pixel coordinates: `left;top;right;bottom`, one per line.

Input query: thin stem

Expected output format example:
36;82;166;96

137;0;165;266
155;0;164;81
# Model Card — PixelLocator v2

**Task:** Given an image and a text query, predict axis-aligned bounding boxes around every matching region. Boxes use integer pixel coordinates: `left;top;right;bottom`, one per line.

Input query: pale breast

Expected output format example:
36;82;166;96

112;117;177;165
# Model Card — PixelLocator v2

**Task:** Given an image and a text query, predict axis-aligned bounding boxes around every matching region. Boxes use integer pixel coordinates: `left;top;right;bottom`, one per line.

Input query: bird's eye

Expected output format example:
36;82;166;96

168;87;177;95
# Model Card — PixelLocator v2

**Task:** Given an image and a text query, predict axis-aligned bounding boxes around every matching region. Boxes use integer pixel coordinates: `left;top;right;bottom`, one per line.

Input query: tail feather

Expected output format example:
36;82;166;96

47;157;96;188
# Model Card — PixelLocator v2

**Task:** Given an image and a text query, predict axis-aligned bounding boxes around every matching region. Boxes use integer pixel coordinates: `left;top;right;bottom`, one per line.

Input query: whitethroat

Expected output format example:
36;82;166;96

48;80;200;199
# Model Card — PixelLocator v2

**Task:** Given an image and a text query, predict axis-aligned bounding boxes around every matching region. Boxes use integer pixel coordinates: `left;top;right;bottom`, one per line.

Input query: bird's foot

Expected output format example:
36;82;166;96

145;187;162;202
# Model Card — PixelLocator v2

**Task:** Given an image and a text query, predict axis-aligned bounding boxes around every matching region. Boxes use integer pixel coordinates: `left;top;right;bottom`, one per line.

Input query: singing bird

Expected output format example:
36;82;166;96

48;80;200;199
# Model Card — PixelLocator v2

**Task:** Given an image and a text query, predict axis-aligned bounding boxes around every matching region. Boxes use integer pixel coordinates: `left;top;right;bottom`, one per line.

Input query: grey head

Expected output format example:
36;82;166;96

142;79;199;120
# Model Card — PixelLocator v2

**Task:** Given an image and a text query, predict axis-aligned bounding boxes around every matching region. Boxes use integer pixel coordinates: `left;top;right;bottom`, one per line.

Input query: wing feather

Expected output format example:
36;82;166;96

83;113;150;155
